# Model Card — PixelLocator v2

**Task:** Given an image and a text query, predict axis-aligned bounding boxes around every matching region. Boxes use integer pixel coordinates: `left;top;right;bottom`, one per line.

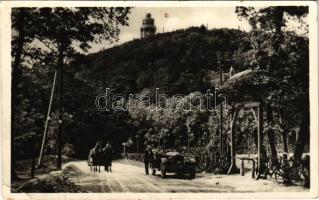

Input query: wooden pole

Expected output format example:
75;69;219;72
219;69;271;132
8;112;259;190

227;109;239;174
37;70;57;167
240;160;245;176
252;160;256;178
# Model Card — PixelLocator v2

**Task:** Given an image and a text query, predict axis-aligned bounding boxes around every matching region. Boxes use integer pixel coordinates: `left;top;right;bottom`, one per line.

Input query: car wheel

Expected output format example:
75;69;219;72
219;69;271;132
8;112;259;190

161;163;166;178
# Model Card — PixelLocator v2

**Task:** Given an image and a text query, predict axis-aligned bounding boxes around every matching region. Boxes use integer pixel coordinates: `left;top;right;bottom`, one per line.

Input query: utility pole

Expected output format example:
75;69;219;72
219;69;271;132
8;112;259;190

37;70;57;167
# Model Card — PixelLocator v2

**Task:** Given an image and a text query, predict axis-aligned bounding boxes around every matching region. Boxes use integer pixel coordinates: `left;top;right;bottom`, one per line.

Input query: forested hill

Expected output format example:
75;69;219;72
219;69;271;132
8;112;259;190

78;26;251;96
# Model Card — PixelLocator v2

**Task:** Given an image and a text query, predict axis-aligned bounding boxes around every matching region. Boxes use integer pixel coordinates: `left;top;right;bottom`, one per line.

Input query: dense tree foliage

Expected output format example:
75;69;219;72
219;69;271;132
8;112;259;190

80;27;248;96
235;6;309;165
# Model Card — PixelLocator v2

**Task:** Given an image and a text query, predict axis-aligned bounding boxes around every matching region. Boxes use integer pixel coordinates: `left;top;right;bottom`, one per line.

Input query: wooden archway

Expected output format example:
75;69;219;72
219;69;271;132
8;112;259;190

227;101;264;179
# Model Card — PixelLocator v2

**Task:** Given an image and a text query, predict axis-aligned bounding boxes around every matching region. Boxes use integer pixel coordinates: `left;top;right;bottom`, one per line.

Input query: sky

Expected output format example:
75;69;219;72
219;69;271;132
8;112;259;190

27;7;307;54
89;7;251;53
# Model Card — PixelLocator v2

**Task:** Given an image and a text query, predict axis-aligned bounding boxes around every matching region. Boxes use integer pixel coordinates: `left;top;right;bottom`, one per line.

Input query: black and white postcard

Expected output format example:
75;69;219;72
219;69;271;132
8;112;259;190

0;1;318;199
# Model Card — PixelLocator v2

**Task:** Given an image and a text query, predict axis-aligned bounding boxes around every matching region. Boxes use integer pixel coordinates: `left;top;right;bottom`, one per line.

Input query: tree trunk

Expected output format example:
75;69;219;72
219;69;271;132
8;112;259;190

279;110;289;160
30;138;36;179
293;109;309;166
273;8;284;54
281;129;289;159
11;8;26;181
266;105;278;167
57;44;65;170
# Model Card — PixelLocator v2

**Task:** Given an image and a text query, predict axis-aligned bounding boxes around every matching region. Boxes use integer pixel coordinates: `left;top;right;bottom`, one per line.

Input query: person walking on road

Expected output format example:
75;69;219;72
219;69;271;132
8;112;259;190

144;146;153;175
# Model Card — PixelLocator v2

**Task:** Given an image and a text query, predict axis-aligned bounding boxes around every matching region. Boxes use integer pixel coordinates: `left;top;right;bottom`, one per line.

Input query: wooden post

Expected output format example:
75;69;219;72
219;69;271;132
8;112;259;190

256;101;263;179
240;160;245;176
227;109;239;174
252;160;256;178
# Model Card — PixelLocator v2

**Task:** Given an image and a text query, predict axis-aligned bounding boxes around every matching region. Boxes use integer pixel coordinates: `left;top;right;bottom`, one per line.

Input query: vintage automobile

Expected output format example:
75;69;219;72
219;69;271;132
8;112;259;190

151;149;197;179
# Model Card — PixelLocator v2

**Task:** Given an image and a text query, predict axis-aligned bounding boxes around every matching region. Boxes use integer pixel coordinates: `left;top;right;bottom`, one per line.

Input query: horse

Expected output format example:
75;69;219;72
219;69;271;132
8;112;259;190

102;143;113;172
89;141;103;173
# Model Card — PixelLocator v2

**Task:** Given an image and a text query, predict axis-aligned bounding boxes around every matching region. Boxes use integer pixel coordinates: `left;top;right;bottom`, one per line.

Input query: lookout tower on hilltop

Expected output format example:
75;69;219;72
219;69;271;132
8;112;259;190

140;13;156;38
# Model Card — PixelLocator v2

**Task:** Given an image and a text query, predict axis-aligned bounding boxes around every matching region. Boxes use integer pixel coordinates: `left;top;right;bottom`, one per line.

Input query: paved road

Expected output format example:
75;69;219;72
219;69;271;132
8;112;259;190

63;160;306;193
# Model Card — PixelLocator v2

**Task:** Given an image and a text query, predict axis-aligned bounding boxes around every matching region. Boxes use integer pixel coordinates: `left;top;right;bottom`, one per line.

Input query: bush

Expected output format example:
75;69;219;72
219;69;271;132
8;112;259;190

16;173;81;192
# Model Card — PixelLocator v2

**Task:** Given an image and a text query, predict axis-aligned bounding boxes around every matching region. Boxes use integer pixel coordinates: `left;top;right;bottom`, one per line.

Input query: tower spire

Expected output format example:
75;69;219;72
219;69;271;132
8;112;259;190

140;13;156;38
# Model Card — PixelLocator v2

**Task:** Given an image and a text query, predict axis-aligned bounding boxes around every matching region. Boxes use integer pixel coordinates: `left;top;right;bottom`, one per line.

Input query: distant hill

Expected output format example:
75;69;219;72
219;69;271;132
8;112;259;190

78;26;252;96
